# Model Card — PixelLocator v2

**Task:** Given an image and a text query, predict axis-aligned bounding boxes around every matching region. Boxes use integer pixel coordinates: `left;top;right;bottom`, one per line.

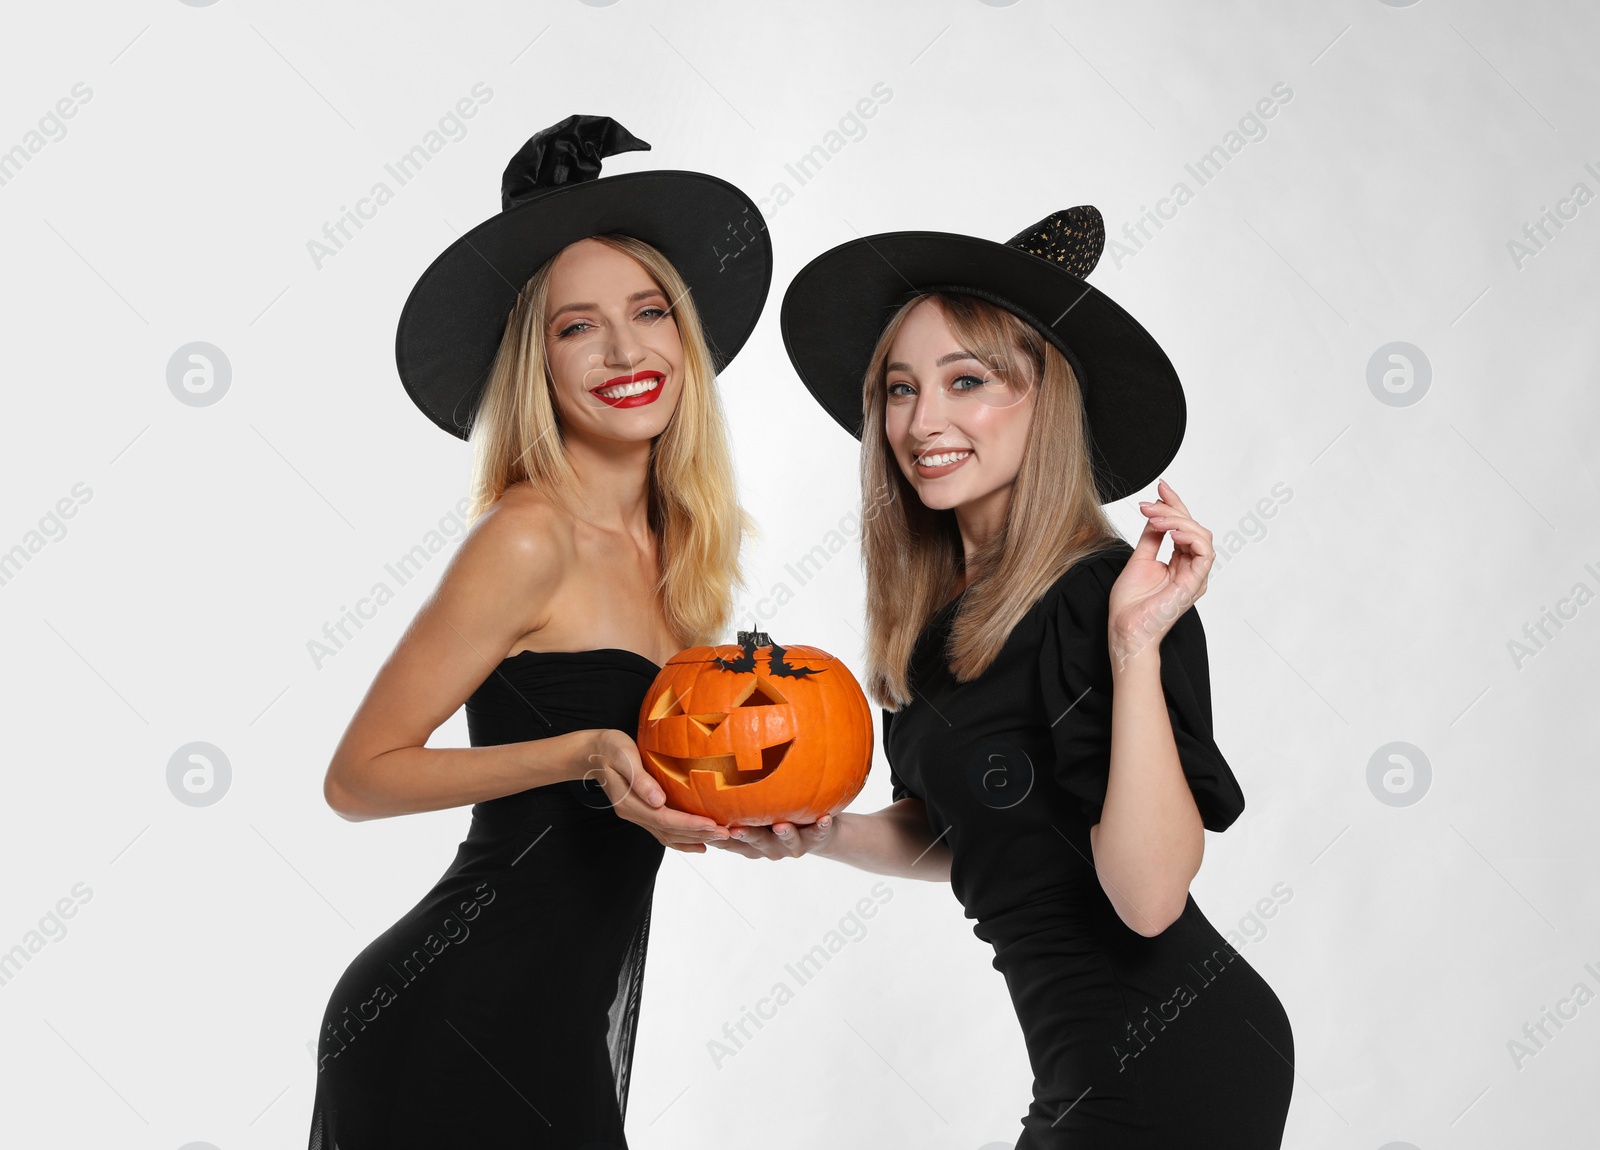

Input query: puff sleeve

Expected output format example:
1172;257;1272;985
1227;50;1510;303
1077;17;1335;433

883;707;920;802
1037;552;1245;832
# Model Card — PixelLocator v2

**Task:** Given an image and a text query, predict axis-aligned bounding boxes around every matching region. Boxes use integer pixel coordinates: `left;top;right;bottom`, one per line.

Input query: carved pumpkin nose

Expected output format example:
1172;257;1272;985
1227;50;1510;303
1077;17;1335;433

689;713;728;734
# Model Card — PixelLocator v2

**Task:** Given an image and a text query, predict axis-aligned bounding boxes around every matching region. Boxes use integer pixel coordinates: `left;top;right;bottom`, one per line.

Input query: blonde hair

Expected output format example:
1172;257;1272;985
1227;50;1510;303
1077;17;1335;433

467;233;754;648
861;293;1121;708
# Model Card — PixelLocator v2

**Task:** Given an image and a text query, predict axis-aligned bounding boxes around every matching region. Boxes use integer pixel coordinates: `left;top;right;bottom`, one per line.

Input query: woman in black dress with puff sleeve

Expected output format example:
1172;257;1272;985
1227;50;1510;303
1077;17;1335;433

718;207;1294;1146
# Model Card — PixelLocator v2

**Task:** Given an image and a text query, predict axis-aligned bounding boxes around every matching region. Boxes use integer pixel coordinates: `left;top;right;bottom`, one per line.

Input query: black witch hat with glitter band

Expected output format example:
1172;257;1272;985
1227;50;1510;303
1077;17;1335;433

396;114;773;438
779;205;1185;505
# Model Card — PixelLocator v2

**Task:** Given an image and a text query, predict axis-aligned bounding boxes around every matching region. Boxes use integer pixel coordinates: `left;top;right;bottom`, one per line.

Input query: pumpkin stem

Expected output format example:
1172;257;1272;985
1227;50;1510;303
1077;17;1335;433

736;631;772;647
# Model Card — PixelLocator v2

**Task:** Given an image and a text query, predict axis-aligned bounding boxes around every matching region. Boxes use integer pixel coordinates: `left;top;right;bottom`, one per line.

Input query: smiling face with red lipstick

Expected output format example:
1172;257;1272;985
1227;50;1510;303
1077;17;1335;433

541;237;684;439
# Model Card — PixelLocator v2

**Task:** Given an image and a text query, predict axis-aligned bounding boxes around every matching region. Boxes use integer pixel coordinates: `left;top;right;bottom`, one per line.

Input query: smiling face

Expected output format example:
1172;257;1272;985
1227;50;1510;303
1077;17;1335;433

882;297;1036;514
541;237;683;442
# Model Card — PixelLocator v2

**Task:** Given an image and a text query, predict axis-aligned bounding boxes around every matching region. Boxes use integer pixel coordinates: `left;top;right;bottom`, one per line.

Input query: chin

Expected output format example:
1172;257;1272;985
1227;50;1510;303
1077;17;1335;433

913;484;964;511
623;414;675;442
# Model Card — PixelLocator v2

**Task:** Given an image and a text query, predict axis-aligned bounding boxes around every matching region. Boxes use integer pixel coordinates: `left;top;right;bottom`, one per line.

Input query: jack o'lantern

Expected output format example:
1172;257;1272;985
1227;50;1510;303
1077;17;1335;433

636;631;873;826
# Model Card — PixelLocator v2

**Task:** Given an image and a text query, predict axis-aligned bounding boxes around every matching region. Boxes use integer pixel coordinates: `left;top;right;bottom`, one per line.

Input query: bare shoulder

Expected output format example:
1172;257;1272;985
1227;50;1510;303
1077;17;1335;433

434;483;574;629
472;483;574;566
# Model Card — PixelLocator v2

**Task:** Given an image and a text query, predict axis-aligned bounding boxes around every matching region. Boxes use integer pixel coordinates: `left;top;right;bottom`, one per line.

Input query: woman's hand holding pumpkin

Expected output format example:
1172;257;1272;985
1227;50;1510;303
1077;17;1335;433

575;729;732;853
709;815;839;860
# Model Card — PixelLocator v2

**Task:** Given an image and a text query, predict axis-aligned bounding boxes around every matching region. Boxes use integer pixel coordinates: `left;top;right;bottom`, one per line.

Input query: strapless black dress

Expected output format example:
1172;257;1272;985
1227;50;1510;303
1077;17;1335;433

307;648;666;1150
885;541;1294;1147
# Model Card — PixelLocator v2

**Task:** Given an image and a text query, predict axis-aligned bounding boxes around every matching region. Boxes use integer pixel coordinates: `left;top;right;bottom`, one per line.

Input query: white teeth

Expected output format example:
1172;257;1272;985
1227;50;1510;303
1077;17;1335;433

920;450;971;467
594;377;660;399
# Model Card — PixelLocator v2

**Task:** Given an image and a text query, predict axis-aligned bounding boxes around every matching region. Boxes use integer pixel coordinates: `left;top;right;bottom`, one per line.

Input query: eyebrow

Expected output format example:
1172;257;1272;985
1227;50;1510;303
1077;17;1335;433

885;350;981;373
547;289;668;325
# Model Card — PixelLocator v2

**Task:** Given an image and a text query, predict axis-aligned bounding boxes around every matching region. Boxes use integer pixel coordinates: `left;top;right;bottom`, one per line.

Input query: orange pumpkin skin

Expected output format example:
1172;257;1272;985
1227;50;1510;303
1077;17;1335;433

635;632;873;826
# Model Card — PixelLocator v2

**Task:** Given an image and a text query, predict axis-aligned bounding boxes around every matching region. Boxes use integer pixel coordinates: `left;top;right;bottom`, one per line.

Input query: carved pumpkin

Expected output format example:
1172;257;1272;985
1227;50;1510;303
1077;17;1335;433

636;631;873;826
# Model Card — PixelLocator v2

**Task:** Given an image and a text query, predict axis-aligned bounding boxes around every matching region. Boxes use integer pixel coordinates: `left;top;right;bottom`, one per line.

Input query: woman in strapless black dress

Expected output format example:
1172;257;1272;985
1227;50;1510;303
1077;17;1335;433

719;207;1293;1146
306;115;771;1149
311;652;668;1146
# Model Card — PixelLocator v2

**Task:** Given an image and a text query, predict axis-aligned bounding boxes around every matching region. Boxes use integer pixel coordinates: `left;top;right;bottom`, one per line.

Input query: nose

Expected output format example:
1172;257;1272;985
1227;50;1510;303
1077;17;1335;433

596;314;645;372
907;383;949;443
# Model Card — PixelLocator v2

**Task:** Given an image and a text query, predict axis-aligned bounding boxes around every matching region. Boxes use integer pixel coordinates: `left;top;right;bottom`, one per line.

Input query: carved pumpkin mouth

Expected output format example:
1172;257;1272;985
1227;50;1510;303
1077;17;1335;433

643;739;794;788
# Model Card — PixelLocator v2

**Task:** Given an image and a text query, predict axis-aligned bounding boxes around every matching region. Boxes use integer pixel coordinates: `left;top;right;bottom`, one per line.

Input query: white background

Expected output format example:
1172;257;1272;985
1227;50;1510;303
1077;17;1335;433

1;0;1597;1147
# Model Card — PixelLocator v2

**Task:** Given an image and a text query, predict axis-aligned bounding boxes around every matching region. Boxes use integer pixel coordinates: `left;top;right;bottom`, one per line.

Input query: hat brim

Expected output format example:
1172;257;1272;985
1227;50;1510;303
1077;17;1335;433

778;231;1184;504
397;170;772;438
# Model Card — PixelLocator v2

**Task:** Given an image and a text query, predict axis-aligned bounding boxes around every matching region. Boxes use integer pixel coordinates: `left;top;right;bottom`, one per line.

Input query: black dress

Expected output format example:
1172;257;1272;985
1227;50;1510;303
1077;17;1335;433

884;541;1294;1148
307;648;666;1150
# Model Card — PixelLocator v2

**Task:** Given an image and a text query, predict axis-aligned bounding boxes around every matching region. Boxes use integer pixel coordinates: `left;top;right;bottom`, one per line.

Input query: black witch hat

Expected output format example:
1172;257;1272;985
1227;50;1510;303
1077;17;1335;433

779;206;1184;504
396;114;773;438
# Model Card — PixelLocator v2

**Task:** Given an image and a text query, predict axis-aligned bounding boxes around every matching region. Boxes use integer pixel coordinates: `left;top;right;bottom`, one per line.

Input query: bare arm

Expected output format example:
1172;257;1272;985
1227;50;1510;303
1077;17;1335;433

708;798;952;881
324;497;732;852
815;801;952;880
1088;646;1203;936
323;499;590;821
1090;479;1212;936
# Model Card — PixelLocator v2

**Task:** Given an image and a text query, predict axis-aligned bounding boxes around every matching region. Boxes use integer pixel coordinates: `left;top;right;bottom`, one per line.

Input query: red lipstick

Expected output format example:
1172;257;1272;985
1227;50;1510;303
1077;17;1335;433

589;370;665;409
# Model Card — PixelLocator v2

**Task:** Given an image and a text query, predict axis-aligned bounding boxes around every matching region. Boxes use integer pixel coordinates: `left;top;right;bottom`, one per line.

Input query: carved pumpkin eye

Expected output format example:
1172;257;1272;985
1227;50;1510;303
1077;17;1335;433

636;633;872;826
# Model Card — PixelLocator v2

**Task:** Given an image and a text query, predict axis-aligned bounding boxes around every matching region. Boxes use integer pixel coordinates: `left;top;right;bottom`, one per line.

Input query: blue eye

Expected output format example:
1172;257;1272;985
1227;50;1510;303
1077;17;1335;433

556;321;591;338
638;306;669;320
950;374;987;392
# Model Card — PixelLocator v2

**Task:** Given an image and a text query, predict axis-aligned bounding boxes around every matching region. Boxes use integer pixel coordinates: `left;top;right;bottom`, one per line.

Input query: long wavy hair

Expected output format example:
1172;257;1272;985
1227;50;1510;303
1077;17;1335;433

861;293;1122;708
466;233;754;648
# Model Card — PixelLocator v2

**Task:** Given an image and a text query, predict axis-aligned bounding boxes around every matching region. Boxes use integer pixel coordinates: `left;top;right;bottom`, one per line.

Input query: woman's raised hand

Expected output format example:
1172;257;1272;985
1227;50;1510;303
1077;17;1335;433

576;729;732;852
708;816;839;860
1109;478;1215;670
